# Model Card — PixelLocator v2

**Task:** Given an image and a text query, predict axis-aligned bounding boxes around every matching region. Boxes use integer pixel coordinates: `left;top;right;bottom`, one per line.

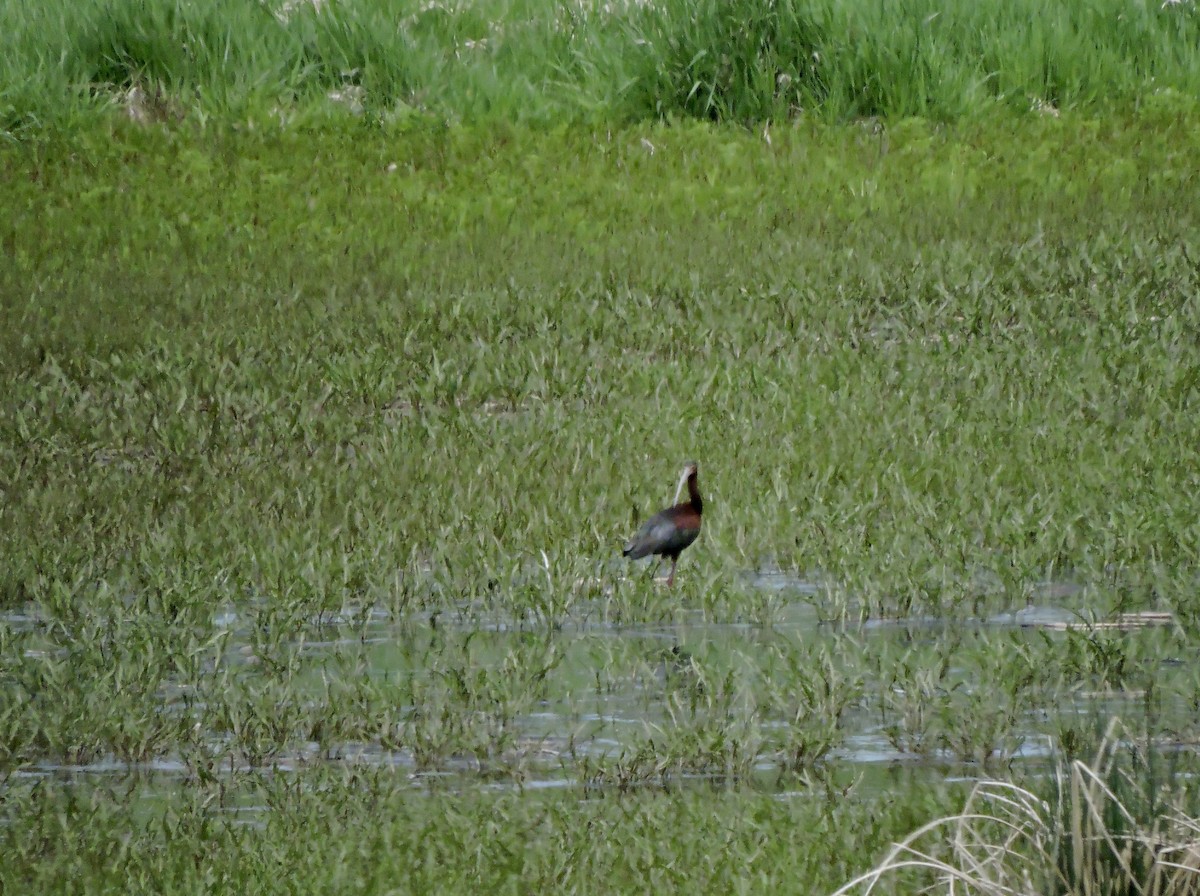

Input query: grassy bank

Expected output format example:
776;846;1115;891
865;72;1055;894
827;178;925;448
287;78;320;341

4;104;1200;890
3;0;1200;131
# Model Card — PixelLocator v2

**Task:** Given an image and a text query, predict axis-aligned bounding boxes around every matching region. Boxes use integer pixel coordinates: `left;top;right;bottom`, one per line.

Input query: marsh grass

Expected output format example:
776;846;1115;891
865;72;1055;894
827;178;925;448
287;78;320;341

0;767;967;894
4;117;1200;774
4;77;1200;892
3;0;1200;130
835;722;1200;895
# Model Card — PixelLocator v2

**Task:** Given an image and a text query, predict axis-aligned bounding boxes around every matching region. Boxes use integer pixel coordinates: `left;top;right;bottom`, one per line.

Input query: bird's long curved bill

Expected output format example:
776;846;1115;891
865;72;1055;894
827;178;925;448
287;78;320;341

673;467;689;504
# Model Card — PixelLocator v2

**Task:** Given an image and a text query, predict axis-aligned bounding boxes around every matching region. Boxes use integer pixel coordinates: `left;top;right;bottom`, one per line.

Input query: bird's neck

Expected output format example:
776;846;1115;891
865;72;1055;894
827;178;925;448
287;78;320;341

687;475;703;513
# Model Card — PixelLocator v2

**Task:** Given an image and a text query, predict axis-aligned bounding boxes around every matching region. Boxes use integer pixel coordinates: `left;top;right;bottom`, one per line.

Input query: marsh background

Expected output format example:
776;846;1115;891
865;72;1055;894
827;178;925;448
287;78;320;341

3;0;1200;892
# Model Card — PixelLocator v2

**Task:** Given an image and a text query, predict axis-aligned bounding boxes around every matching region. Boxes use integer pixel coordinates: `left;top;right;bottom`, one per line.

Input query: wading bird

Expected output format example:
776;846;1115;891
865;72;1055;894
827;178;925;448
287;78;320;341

622;461;703;587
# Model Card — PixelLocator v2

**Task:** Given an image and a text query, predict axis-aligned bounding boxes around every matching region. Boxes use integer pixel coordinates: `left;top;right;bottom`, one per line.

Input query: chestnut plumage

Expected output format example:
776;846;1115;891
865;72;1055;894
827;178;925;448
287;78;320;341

622;462;703;587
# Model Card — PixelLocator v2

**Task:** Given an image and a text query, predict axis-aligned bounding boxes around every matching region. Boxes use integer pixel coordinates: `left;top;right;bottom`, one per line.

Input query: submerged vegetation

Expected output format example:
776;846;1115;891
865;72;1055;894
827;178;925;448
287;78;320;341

4;0;1200;893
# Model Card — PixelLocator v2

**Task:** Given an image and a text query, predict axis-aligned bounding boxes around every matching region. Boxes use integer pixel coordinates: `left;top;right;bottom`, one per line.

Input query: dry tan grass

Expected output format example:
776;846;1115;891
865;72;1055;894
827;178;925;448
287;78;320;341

834;720;1200;896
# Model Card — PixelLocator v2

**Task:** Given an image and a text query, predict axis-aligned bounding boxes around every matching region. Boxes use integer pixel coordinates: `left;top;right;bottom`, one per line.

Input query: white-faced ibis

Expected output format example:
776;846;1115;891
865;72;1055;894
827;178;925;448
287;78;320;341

622;461;703;587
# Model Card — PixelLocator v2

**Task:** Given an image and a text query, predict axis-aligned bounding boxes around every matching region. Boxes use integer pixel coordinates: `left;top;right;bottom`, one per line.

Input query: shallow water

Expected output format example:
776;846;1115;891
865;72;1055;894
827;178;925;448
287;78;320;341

5;570;1193;794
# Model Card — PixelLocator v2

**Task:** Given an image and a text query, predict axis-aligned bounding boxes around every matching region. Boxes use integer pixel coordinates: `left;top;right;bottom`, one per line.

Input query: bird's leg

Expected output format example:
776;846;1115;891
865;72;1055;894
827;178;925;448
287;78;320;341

647;557;661;581
667;558;677;587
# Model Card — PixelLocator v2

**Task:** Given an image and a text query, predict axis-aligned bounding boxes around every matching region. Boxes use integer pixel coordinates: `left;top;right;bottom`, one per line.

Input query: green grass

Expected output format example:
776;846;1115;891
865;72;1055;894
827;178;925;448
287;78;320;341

4;69;1200;894
3;0;1200;131
5;113;1200;617
2;770;964;895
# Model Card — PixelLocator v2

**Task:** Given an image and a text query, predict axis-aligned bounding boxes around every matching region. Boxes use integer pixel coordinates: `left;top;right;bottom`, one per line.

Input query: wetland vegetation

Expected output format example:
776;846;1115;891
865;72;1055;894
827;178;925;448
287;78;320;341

4;0;1200;893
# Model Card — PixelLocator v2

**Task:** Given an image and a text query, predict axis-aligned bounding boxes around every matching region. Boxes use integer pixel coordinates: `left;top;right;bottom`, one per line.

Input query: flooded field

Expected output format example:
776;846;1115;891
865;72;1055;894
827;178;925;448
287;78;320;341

8;569;1195;800
4;111;1200;892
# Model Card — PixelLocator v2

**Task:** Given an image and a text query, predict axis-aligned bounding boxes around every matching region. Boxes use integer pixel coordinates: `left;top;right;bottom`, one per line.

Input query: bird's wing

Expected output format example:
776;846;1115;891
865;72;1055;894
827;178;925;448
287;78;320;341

624;508;698;558
641;516;684;544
